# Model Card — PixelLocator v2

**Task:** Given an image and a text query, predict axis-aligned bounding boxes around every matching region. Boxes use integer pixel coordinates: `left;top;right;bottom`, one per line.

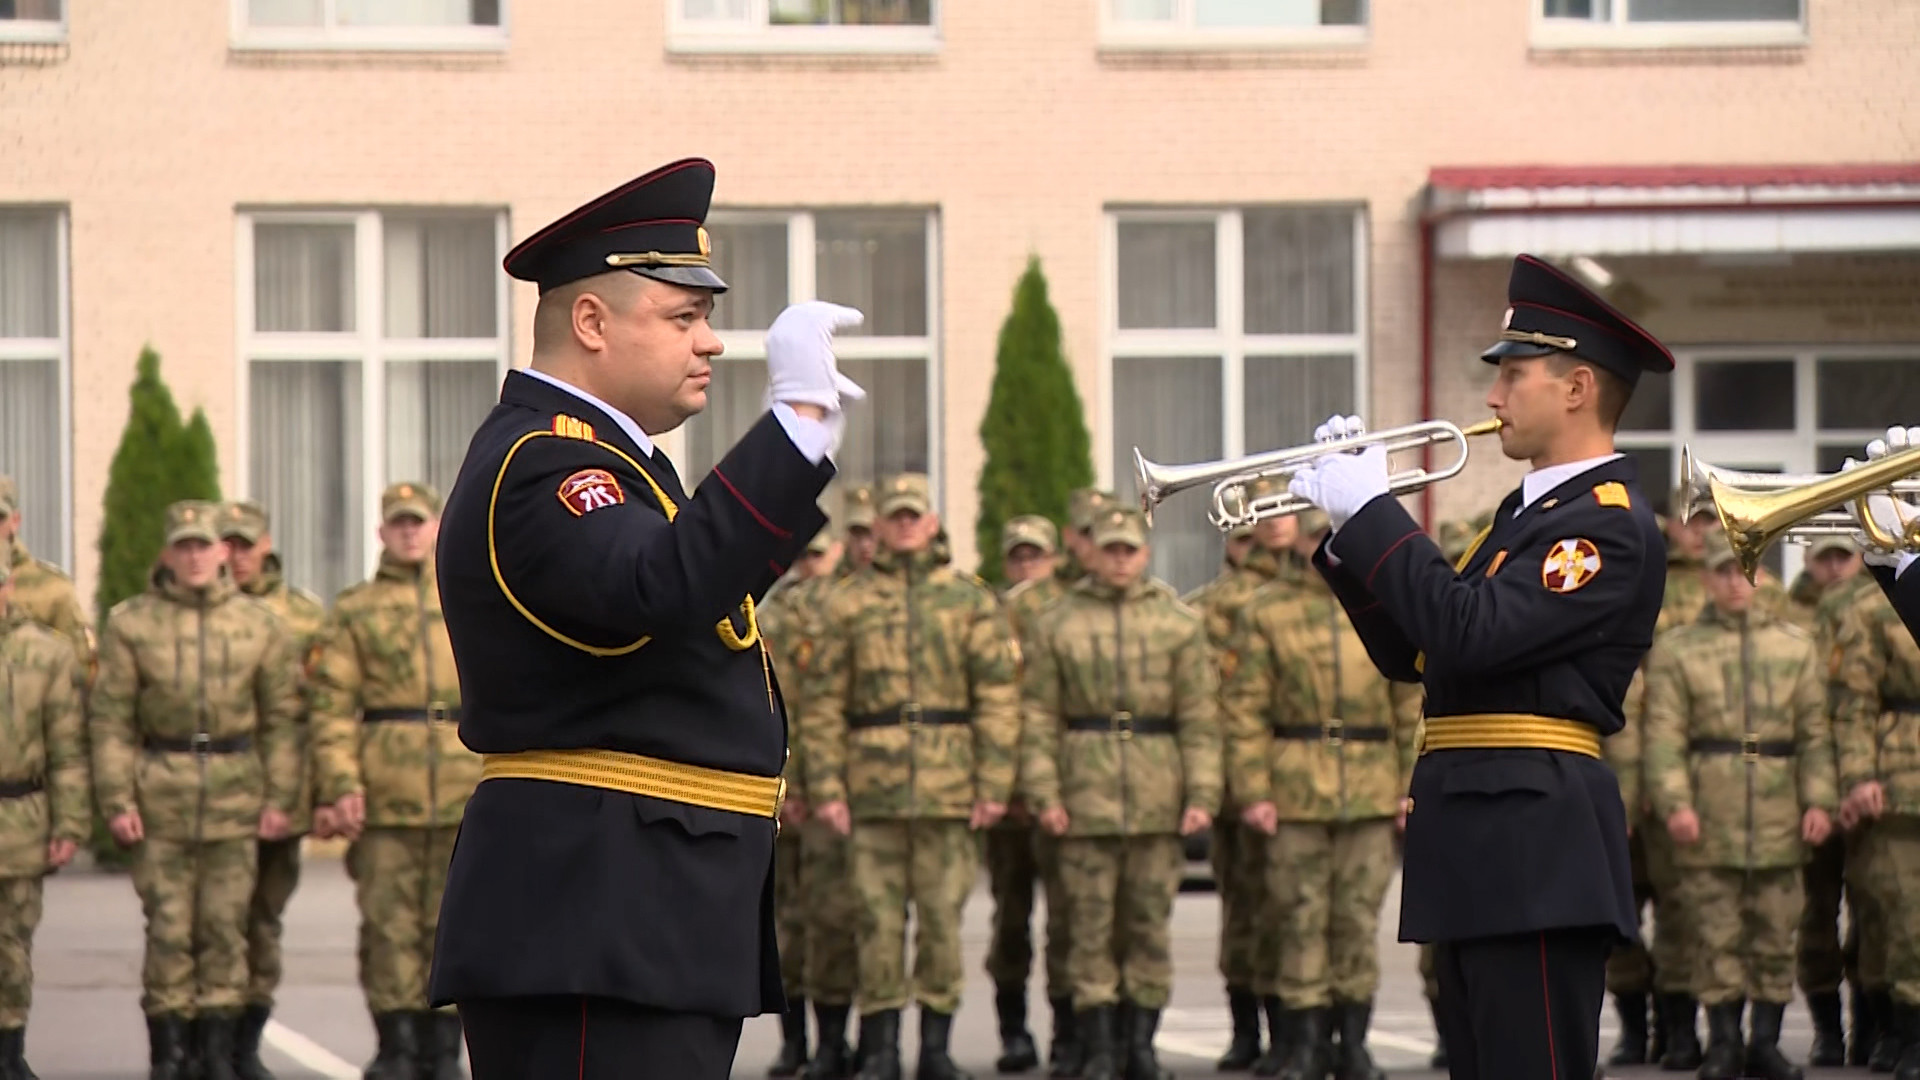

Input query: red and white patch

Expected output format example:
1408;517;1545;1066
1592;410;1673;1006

1541;538;1602;594
557;469;625;517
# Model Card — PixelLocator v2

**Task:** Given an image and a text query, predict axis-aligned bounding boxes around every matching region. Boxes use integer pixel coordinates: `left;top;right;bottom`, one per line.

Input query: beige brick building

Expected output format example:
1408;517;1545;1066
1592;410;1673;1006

2;0;1916;601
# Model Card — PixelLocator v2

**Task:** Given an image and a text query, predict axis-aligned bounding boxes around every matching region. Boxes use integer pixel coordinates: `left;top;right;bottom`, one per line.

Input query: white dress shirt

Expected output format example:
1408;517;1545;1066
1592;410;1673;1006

1517;453;1625;516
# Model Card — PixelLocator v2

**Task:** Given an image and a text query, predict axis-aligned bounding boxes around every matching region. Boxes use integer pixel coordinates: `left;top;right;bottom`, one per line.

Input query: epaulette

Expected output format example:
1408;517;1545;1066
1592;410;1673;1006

551;414;597;441
1593;481;1632;510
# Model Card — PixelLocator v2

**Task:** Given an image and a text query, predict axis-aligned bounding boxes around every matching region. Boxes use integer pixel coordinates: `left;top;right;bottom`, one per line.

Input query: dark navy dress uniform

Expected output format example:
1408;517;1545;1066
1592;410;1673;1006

1312;254;1674;1079
1871;560;1920;642
427;160;834;1079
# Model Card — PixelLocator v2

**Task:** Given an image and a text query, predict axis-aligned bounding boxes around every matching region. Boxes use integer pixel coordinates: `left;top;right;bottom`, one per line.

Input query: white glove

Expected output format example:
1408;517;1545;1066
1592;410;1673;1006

1315;414;1367;444
1289;412;1389;530
764;301;868;413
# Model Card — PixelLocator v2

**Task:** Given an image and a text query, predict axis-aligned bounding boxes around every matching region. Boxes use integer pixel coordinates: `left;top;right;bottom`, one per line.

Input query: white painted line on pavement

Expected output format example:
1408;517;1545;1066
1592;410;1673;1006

1367;1029;1437;1055
263;1019;362;1080
1156;1028;1436;1061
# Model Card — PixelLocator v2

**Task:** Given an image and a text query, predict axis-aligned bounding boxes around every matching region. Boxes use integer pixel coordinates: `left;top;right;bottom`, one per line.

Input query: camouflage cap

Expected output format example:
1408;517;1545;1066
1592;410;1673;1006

1069;488;1115;533
806;529;834;555
843;484;876;530
1701;528;1739;571
164;500;221;546
0;474;15;518
1227;521;1255;541
1245;474;1287;501
381;480;441;523
218;500;270;543
1808;534;1860;558
1295;507;1330;537
1001;514;1058;557
0;540;12;586
1091;506;1148;550
877;473;932;517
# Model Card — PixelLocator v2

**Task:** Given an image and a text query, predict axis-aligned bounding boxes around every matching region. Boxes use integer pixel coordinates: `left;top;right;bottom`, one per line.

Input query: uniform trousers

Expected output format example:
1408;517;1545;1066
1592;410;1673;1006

1431;926;1613;1080
247;836;303;1006
459;994;743;1080
0;876;44;1028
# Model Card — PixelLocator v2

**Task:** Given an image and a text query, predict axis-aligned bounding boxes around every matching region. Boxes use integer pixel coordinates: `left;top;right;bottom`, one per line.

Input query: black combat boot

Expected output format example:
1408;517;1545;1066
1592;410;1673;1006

1121;1004;1172;1080
995;985;1039;1074
1606;992;1649;1066
1332;1000;1384;1080
196;1009;242;1080
1806;989;1846;1068
146;1014;192;1080
917;1008;972;1080
1658;993;1703;1070
804;1003;852;1080
1078;1006;1117;1080
232;1004;276;1080
854;1009;900;1080
771;997;810;1077
1252;996;1287;1077
1425;998;1447;1069
1697;1000;1745;1080
1275;1007;1331;1080
1852;983;1879;1068
1217;987;1262;1071
365;1013;420;1080
1875;990;1904;1073
1047;996;1083;1078
1893;1002;1920;1080
422;1012;464;1080
1742;1000;1802;1080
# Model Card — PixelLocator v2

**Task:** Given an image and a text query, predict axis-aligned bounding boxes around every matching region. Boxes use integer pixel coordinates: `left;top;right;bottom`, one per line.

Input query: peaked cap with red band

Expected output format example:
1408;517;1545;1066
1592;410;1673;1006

1480;253;1673;387
503;157;729;295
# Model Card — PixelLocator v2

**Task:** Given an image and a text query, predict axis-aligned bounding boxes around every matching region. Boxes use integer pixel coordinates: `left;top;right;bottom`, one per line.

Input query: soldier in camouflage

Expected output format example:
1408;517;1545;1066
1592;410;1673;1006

761;527;840;1078
1644;531;1836;1080
0;475;93;675
0;540;87;1080
217;500;329;1080
799;473;1022;1080
1830;542;1920;1076
91;501;302;1080
310;483;480;1080
1023;506;1219;1080
984;514;1061;1075
1182;476;1299;1072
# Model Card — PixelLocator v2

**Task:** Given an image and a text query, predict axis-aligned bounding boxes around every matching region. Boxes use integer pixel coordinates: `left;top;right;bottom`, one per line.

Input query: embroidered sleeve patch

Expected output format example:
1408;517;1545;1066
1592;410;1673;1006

1542;538;1602;593
1593;482;1632;509
558;469;626;516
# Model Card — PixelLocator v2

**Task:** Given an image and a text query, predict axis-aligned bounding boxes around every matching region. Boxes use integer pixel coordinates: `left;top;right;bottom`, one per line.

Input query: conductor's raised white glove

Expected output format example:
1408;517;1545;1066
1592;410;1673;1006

1290;413;1389;530
764;301;868;413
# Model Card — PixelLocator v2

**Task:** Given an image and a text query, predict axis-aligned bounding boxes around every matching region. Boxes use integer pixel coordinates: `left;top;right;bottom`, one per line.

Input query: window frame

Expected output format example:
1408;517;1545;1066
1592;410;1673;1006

234;207;511;586
1531;0;1807;51
666;0;942;55
1101;205;1369;590
0;205;71;567
0;0;66;45
229;0;511;53
1098;0;1368;52
683;206;943;502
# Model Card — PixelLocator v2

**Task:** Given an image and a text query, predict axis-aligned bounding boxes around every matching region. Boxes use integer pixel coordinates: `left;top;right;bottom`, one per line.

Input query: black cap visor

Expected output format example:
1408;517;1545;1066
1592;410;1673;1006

629;265;729;294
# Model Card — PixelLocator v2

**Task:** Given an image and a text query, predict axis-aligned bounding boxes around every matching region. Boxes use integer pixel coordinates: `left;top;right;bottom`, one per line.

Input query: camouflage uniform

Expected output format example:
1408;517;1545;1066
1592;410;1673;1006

1831;562;1920;1071
0;477;94;675
90;502;302;1072
1643;550;1835;1069
0;545;87;1076
797;474;1021;1076
308;483;479;1076
216;502;329;1034
1223;566;1419;1076
1020;507;1219;1080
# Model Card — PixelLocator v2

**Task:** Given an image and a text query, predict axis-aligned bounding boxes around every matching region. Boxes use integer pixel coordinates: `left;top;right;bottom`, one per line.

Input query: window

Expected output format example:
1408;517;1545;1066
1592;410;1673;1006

0;209;68;567
1536;0;1804;48
241;211;506;599
670;0;939;53
1108;207;1366;592
1102;0;1366;50
0;0;65;44
679;209;938;501
234;0;506;51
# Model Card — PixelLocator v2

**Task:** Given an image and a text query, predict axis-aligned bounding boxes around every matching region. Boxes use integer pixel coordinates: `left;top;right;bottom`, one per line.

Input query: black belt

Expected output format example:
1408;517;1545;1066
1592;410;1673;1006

1272;722;1391;743
143;734;253;754
0;777;43;799
363;706;461;722
1689;736;1795;759
1065;714;1177;736
1884;698;1920;714
848;706;971;730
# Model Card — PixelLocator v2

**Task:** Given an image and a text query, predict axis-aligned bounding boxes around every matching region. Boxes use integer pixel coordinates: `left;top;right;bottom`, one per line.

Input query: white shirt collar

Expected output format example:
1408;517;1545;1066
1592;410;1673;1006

1518;453;1624;515
517;367;655;457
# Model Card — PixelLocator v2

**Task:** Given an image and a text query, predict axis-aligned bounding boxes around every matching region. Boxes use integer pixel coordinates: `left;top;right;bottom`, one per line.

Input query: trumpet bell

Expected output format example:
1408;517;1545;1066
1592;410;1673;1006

1701;444;1920;581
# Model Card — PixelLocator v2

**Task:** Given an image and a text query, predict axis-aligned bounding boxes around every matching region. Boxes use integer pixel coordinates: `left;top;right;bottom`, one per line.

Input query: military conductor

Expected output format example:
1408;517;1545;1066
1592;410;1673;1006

428;158;865;1079
1285;254;1673;1078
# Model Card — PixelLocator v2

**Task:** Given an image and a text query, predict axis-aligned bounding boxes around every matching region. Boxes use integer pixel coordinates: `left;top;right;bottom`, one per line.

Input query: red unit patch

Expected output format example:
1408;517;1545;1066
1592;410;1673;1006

558;469;626;517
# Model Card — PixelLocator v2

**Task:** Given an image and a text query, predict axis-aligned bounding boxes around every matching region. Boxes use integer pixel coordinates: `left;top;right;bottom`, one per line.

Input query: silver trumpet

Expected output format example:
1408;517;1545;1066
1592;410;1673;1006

1675;445;1920;542
1134;416;1505;531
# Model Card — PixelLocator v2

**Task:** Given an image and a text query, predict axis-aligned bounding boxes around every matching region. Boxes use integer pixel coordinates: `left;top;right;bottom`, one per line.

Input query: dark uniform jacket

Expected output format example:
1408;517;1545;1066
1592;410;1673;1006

428;370;831;1019
1871;561;1920;645
1313;455;1664;945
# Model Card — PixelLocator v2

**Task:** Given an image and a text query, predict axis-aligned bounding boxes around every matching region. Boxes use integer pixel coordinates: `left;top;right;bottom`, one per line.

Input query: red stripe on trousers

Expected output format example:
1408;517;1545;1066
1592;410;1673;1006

1539;933;1559;1080
579;997;588;1080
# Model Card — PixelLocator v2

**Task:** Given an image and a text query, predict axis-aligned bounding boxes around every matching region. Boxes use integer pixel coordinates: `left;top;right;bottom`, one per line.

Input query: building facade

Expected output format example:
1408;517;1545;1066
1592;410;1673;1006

2;0;1915;601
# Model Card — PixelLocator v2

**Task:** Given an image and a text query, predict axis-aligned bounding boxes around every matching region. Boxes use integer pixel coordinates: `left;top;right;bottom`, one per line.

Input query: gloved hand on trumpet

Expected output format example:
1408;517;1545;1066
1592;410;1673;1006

1845;424;1920;572
1286;413;1392;531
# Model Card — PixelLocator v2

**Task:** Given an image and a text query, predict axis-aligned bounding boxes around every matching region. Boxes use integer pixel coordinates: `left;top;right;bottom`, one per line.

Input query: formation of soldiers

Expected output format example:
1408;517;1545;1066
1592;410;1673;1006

0;474;478;1080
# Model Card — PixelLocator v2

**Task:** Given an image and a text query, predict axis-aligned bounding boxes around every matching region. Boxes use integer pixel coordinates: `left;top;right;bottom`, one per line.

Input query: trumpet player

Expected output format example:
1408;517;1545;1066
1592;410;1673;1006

1284;253;1674;1079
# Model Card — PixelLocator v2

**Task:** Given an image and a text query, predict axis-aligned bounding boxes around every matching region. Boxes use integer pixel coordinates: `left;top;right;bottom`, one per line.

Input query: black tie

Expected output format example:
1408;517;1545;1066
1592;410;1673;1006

648;446;686;501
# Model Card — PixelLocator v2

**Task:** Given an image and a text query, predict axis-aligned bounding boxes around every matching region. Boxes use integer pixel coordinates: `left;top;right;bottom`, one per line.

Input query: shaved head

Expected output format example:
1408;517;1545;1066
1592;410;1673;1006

526;268;723;437
533;270;648;358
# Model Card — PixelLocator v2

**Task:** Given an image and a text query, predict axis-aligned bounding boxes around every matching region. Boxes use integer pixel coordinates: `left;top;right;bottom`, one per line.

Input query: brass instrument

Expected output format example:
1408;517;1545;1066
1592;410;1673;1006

1681;443;1920;581
1134;417;1504;531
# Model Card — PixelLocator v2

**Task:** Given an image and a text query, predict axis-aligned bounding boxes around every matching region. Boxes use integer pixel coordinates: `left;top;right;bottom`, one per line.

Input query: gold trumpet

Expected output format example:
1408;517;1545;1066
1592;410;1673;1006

1683;443;1920;582
1134;417;1504;531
